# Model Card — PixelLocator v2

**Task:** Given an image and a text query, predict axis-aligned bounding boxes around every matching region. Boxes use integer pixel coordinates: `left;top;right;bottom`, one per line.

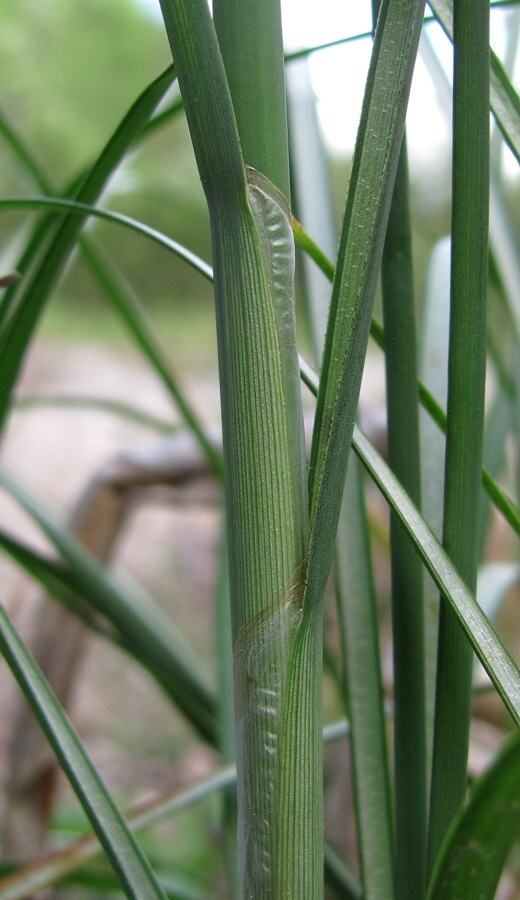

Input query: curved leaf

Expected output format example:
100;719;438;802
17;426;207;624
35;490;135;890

0;607;167;900
0;471;217;744
293;223;520;539
15;394;176;434
426;731;520;900
0;104;220;478
0;196;213;281
0;65;176;431
300;359;520;724
354;423;520;725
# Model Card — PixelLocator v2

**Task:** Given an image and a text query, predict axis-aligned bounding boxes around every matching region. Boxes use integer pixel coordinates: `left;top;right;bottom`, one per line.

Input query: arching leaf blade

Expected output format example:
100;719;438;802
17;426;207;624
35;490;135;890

0;607;168;900
426;731;520;900
0;197;212;281
0;111;219;476
0;65;176;432
300;360;520;723
353;426;520;724
0;471;217;744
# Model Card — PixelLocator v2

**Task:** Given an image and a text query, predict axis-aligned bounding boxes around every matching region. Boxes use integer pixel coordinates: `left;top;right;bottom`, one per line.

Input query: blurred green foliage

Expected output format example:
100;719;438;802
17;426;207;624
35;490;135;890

0;0;214;314
2;0;499;334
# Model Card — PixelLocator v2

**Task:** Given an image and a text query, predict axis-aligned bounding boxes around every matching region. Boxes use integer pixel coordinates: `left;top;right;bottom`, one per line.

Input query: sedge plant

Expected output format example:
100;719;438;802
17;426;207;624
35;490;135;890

1;1;520;898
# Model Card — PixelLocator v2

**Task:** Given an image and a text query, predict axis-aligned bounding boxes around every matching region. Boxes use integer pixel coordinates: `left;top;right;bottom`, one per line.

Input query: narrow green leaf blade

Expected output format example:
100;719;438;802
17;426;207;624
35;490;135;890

301;357;520;723
0;607;167;900
354;426;520;724
0;65;176;431
0;471;217;744
79;239;222;477
0;764;237;900
428;0;490;864
381;135;427;899
15;394;176;433
0;109;220;475
335;459;395;899
0;528;116;638
304;0;426;626
426;731;520;900
0;197;213;281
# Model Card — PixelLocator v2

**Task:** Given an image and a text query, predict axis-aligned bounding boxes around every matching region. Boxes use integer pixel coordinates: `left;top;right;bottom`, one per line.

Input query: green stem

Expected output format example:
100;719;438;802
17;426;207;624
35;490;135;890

158;2;312;894
427;0;490;872
381;138;427;898
214;0;290;198
336;458;395;898
303;0;426;622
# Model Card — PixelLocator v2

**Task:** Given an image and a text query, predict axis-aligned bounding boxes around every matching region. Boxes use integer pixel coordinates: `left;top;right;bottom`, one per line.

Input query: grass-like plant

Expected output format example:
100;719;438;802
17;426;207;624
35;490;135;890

1;0;520;897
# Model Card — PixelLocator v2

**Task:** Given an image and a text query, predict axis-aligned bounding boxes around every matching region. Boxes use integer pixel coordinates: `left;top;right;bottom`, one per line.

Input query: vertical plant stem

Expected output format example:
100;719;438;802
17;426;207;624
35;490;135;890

158;2;315;895
428;0;490;871
213;0;290;198
213;3;323;895
336;457;395;899
215;524;238;898
381;138;427;898
304;0;426;626
212;3;323;895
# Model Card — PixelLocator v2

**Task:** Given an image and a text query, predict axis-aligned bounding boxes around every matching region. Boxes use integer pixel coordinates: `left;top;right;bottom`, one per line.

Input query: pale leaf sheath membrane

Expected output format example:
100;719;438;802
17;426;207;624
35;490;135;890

230;167;307;896
234;562;305;895
246;166;307;520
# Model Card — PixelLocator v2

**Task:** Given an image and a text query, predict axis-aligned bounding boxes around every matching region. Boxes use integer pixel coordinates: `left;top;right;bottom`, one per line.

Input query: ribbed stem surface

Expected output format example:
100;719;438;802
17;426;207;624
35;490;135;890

428;0;490;870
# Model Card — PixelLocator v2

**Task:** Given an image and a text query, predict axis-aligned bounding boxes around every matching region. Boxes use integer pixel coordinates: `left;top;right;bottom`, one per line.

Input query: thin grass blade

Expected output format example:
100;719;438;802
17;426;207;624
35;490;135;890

428;0;490;866
0;471;217;743
300;361;520;725
14;394;176;433
0;716;354;900
0;112;219;473
335;458;395;899
0;608;167;900
0;764;236;900
304;0;426;627
78;239;222;477
0;65;176;431
354;426;520;724
380;135;427;899
0;529;117;638
0;197;213;281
